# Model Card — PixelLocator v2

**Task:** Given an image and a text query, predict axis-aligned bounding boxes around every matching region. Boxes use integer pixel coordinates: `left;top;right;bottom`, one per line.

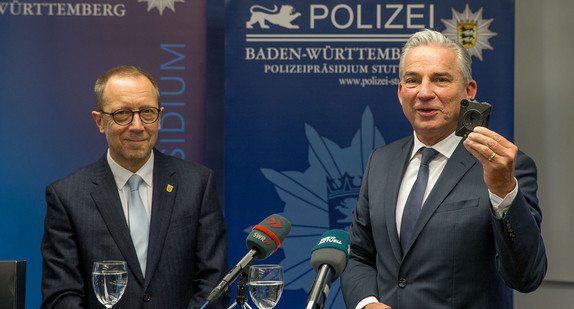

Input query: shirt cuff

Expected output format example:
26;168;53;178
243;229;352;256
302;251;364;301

489;177;518;219
356;296;379;309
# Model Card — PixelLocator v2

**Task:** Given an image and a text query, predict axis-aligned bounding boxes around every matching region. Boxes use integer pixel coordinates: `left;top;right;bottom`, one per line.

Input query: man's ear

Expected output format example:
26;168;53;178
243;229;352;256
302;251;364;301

92;111;105;133
466;80;477;99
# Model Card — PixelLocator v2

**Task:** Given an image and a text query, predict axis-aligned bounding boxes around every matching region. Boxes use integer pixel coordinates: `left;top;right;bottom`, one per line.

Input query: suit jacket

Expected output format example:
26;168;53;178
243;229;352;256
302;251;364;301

41;149;230;309
341;136;547;309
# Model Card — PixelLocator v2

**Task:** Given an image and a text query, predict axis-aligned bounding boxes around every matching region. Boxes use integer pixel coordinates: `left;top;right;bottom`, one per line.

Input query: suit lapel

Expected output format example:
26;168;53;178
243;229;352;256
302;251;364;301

405;141;476;255
90;156;145;285
143;150;177;288
385;137;413;263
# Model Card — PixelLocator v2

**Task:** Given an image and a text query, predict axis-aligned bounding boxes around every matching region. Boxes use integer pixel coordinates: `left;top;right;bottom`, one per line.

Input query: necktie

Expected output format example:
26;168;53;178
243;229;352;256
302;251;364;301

128;174;149;276
400;147;439;254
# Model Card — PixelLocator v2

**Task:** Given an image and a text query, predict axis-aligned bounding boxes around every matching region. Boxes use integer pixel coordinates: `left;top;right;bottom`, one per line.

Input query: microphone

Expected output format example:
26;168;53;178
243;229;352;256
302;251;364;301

206;214;292;303
306;229;350;309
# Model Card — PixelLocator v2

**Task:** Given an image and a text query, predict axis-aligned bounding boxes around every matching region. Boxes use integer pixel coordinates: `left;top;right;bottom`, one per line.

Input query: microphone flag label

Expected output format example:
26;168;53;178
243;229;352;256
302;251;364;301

265;215;283;227
247;214;292;260
312;229;350;260
252;224;281;250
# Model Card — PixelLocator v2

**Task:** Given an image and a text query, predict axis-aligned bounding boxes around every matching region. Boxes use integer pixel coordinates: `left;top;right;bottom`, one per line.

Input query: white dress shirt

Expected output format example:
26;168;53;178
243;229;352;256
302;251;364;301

107;150;154;225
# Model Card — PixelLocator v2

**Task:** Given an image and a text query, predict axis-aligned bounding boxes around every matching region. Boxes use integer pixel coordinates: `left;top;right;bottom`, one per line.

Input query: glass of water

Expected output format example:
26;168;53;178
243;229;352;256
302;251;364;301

92;261;128;308
247;264;284;309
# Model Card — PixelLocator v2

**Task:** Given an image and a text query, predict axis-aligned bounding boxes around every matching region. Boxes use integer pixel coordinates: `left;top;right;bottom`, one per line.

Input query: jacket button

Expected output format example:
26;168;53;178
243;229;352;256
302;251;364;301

143;293;151;302
510;233;517;242
398;278;407;288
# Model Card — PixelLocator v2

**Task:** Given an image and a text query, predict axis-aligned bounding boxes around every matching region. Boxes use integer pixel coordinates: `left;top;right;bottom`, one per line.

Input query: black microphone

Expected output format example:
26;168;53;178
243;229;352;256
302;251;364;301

306;229;350;309
206;214;292;303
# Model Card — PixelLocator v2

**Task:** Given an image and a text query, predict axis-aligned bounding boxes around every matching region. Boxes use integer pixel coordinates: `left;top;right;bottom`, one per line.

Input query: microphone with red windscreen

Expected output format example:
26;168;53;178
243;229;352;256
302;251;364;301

206;214;291;303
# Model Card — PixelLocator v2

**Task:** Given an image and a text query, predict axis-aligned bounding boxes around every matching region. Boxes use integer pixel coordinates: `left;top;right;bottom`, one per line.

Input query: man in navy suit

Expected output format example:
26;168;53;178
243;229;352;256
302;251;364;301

340;30;547;309
41;65;230;308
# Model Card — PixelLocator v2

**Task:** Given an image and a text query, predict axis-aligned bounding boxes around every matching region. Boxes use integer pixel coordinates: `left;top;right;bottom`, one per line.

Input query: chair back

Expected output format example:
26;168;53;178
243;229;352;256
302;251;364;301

0;261;26;309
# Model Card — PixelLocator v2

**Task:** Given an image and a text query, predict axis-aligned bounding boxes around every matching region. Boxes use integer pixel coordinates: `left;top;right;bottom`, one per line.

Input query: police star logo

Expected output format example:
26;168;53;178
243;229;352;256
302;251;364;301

138;0;183;15
441;4;498;61
257;107;385;308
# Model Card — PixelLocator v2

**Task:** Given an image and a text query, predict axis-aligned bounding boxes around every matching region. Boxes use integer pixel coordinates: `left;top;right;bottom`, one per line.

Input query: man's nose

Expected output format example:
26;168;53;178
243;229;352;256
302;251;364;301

417;79;435;99
129;112;145;129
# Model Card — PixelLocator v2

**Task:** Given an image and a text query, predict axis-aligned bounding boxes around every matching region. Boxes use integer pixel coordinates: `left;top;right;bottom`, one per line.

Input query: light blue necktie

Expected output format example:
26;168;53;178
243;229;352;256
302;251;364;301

128;174;149;276
400;147;439;255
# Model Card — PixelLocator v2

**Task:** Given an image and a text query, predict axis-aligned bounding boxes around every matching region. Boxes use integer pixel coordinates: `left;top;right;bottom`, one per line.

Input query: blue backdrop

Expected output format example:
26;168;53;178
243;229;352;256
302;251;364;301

1;0;209;306
225;1;514;308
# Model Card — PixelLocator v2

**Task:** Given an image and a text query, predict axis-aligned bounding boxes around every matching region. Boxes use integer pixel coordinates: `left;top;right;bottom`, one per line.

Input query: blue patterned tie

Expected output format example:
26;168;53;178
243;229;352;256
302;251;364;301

400;147;439;254
128;174;149;276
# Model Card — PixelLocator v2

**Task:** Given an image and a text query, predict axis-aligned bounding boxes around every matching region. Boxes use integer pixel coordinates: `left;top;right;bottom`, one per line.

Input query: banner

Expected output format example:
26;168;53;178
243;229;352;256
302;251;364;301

0;0;207;306
225;1;514;308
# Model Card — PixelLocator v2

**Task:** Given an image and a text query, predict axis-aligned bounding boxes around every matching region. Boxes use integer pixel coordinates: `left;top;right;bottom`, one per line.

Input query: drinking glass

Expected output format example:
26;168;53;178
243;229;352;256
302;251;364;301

247;264;284;309
92;261;128;308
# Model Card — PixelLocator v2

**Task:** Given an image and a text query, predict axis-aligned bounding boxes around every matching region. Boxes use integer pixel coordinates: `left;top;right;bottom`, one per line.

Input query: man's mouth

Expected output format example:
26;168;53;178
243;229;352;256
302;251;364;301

417;108;437;114
125;137;148;145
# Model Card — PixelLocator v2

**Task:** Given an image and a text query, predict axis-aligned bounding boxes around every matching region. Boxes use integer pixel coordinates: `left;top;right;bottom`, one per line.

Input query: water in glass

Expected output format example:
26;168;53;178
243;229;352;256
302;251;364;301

92;261;128;308
248;265;284;309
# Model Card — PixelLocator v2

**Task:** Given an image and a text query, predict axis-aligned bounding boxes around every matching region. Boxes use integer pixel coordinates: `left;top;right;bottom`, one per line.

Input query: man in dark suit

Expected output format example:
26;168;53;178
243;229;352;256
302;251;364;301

340;29;547;309
41;65;230;308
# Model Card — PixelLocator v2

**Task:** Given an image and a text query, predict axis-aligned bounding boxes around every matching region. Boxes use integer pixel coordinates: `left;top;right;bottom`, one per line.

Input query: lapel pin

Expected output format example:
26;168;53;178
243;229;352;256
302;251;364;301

166;184;173;192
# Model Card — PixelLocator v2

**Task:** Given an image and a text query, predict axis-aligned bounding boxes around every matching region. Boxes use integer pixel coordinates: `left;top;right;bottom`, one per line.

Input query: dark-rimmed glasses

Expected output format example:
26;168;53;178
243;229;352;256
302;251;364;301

100;107;161;126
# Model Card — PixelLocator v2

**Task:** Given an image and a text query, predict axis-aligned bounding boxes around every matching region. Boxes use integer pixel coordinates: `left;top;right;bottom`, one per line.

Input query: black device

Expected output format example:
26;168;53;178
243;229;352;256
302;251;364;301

455;98;492;137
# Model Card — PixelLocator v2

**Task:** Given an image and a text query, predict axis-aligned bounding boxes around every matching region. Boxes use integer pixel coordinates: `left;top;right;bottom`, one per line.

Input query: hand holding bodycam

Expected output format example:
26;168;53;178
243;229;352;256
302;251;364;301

463;126;517;198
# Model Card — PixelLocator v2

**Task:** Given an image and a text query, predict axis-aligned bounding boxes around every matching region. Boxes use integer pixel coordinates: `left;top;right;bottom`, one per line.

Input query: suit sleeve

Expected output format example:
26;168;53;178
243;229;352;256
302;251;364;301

41;183;86;309
188;171;230;309
341;152;380;309
492;151;547;292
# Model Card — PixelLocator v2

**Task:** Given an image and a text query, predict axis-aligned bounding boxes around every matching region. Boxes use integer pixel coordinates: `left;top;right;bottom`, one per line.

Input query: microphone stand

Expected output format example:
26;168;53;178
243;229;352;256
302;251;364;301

306;265;334;309
227;273;253;309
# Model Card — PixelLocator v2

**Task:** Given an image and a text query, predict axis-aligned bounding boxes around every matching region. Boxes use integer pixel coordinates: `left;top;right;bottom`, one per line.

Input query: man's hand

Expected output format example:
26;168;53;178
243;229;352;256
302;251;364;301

462;126;517;198
364;303;392;309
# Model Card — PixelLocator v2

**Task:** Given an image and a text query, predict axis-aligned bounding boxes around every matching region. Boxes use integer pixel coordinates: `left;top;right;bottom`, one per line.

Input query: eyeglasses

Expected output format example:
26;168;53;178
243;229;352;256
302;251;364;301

100;107;161;126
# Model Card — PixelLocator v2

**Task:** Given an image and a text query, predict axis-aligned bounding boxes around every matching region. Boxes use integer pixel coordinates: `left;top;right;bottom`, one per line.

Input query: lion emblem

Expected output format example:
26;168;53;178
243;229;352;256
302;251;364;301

246;5;301;29
334;197;356;224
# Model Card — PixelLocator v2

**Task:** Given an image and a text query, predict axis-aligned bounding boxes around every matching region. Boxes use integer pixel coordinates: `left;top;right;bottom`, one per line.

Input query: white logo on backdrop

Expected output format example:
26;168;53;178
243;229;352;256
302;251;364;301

139;0;183;15
441;4;498;61
259;107;385;307
246;4;301;29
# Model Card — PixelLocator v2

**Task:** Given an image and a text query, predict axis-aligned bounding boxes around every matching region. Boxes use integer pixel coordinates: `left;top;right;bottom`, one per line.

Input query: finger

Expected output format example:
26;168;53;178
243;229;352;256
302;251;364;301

469;127;514;158
473;127;509;146
464;133;498;163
